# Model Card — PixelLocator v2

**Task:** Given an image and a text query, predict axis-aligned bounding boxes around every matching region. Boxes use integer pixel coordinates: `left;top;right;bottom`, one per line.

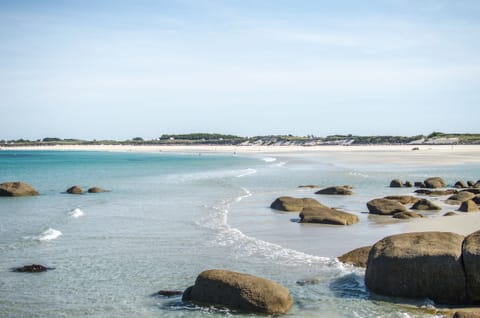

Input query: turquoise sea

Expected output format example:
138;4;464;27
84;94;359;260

1;150;479;318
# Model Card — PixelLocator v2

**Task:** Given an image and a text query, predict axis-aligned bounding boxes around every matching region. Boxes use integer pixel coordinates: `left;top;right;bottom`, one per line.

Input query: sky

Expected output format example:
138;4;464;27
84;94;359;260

0;0;479;140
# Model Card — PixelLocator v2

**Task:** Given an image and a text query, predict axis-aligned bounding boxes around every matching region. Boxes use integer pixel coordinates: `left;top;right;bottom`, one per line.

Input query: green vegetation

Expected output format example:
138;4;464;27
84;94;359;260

1;132;480;147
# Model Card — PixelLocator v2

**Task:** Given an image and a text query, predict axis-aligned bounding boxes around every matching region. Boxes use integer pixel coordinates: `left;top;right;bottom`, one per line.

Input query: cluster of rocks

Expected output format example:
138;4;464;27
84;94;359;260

0;181;107;197
270;195;359;226
66;185;106;194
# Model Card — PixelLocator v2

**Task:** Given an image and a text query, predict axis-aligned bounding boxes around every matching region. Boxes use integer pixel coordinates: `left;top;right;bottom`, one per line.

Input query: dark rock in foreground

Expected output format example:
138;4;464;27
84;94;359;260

365;232;466;304
66;185;83;194
300;207;359;225
270;196;325;212
366;198;407;215
12;264;53;273
411;198;441;211
338;246;371;267
182;269;293;315
315;186;353;195
0;182;39;197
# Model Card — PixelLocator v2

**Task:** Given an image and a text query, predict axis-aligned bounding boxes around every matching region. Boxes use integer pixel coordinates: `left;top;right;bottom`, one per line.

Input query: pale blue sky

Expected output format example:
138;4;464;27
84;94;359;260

1;0;479;140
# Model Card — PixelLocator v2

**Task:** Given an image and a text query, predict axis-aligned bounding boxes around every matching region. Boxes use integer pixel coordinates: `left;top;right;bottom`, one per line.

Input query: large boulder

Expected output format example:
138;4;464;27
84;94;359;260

411;199;441;211
0;182;39;197
453;311;480;318
389;179;403;188
459;200;479;212
366;198;407;215
299;207;359;225
315;186;353;195
365;232;466;304
270;196;325;212
424;177;447;189
463;230;480;302
182;269;293;315
384;195;420;205
337;246;371;268
447;192;476;204
66;185;83;194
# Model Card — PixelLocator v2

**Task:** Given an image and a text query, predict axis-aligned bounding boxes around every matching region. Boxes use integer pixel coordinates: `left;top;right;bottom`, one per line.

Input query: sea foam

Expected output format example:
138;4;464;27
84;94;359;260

36;228;62;241
69;208;84;218
261;157;277;163
236;169;257;178
198;187;335;267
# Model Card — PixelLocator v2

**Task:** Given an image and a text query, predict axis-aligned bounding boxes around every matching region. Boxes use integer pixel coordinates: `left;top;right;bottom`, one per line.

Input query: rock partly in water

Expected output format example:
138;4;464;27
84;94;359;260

415;182;426;188
0;182;39;197
87;187;105;193
455;181;468;189
182;269;293;315
424;177;447;189
315;186;353;195
66;186;83;194
392;211;424;219
474;195;480;205
270;196;325;212
463;230;480;303
12;264;52;273
366;198;407;215
337;246;371;268
411;198;441;211
365;232;466;304
389;179;403;188
299;207;359;225
459;200;479;212
156;290;184;297
415;189;457;196
296;278;320;286
384;195;420;205
404;181;413;187
298;185;320;189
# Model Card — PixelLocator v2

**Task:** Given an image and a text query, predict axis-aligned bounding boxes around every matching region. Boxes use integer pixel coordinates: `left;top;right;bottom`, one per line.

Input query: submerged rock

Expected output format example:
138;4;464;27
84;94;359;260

0;182;39;197
392;211;424;219
366;198;407;215
296;278;320;286
87;187;105;193
66;185;83;194
156;290;183;297
299;206;359;225
365;232;466;304
12;264;53;273
337;246;371;268
182;269;293;315
270;196;325;212
315;186;353;195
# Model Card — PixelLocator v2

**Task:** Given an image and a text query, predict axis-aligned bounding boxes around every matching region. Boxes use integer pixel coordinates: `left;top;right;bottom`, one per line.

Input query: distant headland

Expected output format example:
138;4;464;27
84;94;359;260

2;132;480;147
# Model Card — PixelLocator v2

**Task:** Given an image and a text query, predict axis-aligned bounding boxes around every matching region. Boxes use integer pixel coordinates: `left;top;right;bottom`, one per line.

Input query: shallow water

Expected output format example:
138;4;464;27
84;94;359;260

0;150;479;317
